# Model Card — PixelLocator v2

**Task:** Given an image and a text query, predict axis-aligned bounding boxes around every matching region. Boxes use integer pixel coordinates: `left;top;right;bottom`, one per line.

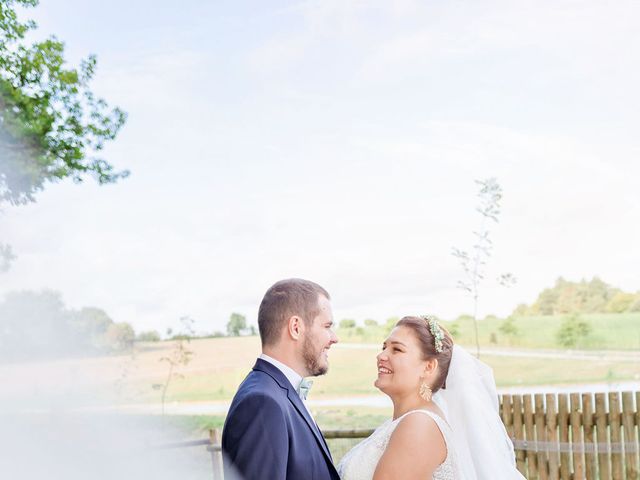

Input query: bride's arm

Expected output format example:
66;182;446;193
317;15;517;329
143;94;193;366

372;413;447;480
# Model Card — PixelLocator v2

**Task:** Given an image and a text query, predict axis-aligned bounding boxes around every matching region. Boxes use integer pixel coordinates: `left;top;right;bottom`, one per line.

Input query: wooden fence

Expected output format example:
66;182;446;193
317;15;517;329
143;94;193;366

500;391;639;480
170;391;639;480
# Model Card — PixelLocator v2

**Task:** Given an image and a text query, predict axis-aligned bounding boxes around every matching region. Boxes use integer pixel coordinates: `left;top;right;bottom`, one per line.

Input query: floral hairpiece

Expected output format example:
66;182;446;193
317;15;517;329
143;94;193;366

422;315;444;353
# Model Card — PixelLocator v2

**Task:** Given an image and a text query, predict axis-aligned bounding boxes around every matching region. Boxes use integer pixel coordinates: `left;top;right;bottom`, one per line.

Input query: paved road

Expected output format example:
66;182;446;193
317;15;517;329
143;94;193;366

100;379;640;416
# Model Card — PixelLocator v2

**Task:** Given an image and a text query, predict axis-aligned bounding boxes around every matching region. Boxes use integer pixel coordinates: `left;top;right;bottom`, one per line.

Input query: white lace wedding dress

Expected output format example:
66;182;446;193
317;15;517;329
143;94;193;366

337;409;456;480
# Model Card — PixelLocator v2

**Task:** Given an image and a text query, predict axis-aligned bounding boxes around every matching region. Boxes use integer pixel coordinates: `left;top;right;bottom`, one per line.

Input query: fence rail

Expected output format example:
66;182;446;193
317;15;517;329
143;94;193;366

163;391;640;480
500;391;639;480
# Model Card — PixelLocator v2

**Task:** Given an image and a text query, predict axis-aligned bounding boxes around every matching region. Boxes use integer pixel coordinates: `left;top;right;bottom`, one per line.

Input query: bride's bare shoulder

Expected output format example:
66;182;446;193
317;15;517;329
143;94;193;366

372;412;446;479
395;410;446;444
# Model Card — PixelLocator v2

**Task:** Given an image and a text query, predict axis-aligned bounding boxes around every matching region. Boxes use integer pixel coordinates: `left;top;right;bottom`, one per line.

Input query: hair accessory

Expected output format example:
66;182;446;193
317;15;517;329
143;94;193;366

422;315;444;353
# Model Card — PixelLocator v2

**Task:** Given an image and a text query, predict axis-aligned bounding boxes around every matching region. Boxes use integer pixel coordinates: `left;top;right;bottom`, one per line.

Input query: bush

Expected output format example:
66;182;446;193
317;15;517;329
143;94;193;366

227;313;247;336
339;319;356;329
136;330;161;342
498;316;519;345
556;314;591;348
628;297;640;312
445;322;460;337
102;322;135;351
606;292;636;313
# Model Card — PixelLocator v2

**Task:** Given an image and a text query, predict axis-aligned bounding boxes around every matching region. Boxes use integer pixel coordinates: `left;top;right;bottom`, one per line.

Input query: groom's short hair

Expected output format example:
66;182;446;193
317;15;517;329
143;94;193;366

258;278;330;346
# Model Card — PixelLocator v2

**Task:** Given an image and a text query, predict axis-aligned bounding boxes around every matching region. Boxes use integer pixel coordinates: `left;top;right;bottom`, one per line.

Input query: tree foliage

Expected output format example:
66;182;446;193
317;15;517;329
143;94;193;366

339;318;356;329
103;321;135;351
0;242;15;271
0;289;135;360
606;291;637;313
0;0;128;206
515;277;640;315
136;330;161;342
384;316;399;334
498;316;519;345
446;321;460;337
452;178;516;357
226;312;247;336
159;315;194;415
556;313;592;348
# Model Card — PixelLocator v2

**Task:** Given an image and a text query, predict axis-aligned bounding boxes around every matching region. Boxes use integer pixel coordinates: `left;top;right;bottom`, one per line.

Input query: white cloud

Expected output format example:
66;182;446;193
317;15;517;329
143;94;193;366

357;0;640;83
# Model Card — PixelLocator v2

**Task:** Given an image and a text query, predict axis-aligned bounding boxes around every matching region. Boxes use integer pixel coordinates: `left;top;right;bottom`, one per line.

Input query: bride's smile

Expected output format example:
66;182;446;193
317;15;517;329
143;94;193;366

373;326;437;401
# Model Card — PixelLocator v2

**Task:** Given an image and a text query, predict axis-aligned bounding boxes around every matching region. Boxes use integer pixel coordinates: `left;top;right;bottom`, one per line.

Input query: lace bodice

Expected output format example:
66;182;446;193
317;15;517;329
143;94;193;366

337;410;456;480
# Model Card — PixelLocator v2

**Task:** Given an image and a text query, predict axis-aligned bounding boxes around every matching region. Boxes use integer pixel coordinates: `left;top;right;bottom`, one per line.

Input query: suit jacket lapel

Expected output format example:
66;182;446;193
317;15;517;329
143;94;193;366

285;388;334;461
253;359;336;466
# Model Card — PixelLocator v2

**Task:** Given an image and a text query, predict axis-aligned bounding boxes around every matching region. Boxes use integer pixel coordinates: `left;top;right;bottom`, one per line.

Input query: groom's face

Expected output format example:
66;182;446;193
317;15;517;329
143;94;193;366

301;295;338;377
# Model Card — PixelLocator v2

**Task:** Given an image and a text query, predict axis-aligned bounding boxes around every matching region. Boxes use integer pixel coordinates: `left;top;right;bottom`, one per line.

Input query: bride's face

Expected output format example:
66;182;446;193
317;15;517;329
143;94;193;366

374;326;428;397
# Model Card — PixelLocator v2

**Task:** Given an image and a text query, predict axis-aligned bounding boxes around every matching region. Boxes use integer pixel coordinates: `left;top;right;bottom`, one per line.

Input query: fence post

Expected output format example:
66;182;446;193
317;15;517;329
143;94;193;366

622;392;638;480
637;392;640;462
570;393;585;480
209;428;223;480
524;394;539;480
513;394;527;475
595;393;611;480
558;394;570;479
582;393;596;480
502;394;514;444
610;392;624;480
535;394;550;480
546;393;559;480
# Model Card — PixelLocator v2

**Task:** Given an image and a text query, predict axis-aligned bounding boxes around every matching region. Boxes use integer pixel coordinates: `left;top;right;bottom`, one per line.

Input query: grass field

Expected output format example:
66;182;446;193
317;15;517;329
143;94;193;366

338;313;640;350
8;319;636;413
446;313;640;350
160;405;392;433
9;328;635;445
53;313;635;457
111;334;639;405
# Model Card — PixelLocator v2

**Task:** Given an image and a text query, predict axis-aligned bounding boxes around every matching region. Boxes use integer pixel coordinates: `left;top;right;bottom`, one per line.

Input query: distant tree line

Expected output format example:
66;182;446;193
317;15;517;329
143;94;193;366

0;290;134;361
0;289;261;362
225;312;256;337
513;277;640;316
139;312;257;342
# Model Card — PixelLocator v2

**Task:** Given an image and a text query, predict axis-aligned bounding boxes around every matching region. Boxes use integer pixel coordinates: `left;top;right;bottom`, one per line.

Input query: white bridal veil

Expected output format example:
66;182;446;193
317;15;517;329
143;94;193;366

433;345;526;480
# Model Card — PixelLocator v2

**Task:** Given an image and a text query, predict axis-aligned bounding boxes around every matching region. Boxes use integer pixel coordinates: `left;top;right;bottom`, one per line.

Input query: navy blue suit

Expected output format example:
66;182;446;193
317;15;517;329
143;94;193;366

222;358;340;480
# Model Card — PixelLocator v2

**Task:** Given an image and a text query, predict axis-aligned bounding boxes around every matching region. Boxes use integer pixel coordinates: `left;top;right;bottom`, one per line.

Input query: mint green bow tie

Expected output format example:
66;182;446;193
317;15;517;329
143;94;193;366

297;378;314;400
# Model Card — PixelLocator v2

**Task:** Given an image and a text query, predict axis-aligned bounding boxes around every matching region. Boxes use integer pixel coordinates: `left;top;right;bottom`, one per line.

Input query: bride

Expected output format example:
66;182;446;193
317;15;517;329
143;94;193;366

337;316;525;479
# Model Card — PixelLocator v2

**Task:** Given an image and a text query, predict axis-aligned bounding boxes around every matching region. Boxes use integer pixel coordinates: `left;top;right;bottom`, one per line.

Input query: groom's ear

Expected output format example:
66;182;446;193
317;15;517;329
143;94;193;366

287;315;303;340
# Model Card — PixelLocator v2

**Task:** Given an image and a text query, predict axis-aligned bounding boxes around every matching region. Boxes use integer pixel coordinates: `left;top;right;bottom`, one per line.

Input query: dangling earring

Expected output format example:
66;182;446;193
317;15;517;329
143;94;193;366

419;381;432;402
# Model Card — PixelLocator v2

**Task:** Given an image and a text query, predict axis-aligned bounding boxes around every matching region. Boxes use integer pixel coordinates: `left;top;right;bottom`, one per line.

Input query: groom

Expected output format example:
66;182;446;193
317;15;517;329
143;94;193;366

222;278;340;480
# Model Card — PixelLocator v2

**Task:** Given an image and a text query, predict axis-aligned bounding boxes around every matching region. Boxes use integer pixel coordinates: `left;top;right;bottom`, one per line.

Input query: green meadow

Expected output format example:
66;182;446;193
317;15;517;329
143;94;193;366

337;313;640;350
112;314;639;439
118;314;640;406
160;406;392;433
152;343;639;404
446;313;640;350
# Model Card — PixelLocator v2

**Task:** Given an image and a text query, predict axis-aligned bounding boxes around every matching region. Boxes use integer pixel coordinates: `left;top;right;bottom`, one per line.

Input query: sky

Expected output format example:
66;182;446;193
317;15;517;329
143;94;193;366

1;0;639;335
